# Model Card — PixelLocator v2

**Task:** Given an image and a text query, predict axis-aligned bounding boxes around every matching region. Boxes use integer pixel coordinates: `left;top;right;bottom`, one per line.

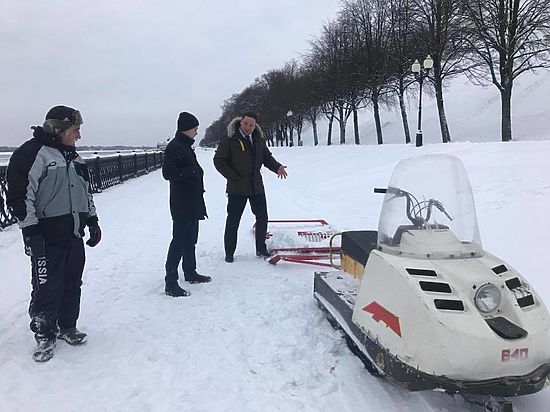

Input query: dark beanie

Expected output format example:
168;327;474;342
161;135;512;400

43;105;83;135
177;112;199;132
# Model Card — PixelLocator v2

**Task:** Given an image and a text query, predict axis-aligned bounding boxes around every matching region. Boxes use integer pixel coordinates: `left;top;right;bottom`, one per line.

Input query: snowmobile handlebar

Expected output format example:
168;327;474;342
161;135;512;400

374;186;452;227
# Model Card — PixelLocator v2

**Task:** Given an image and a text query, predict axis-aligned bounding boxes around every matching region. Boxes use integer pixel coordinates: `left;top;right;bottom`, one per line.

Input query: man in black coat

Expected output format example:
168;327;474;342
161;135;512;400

162;112;211;297
213;112;287;262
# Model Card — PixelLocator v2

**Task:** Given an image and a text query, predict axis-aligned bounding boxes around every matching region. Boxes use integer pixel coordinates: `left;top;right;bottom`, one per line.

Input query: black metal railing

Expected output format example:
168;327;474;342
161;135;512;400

0;166;18;229
0;151;163;230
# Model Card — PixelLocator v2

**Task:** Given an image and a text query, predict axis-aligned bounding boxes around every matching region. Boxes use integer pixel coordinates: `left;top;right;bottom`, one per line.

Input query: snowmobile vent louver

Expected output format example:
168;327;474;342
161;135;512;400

434;299;464;311
505;277;536;308
505;277;522;289
492;264;508;274
406;268;437;277
517;295;535;308
419;281;452;293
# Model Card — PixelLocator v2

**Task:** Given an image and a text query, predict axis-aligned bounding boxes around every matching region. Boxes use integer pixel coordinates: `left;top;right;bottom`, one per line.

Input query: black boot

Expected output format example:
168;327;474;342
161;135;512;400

165;283;191;297
33;334;56;362
184;272;212;284
256;249;273;258
30;313;56;362
57;327;87;345
224;255;234;263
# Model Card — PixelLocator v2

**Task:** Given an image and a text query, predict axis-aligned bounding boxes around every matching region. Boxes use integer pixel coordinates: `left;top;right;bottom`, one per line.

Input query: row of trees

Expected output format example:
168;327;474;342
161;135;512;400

201;0;550;148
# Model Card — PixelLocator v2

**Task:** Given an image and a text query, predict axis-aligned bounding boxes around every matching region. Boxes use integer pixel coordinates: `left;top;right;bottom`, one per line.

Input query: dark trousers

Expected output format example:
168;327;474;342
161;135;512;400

224;193;268;257
29;237;85;337
165;220;199;285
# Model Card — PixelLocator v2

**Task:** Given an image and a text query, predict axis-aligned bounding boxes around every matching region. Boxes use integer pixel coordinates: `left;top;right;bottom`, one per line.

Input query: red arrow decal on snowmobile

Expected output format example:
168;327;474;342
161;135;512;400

363;301;402;337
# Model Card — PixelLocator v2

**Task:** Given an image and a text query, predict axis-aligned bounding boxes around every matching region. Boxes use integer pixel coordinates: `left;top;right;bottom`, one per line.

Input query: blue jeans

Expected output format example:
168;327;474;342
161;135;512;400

165;220;199;285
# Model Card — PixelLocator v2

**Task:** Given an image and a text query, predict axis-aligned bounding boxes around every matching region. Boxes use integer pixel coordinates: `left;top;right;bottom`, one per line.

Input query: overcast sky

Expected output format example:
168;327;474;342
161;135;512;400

0;0;341;147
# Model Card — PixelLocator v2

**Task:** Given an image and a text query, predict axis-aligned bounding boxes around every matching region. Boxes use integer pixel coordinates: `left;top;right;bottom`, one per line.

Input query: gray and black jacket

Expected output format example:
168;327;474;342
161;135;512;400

6;126;98;241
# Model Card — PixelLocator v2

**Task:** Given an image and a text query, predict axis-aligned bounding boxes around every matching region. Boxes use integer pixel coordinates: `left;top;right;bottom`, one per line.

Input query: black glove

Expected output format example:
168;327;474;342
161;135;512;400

86;225;102;247
24;234;46;258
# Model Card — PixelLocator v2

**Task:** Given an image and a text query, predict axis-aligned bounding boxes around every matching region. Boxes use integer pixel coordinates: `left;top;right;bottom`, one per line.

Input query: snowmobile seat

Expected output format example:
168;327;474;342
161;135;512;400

341;230;378;278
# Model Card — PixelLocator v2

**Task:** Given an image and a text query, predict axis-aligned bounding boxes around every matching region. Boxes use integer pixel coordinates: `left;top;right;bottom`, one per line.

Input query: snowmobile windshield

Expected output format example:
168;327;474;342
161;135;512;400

377;154;483;259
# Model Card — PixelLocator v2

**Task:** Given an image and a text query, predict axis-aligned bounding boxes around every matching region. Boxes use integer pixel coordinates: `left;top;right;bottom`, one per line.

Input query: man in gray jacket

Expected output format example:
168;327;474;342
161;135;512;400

7;105;101;362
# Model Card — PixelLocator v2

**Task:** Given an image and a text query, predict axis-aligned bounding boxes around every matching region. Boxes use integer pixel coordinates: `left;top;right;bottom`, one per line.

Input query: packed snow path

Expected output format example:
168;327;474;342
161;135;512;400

1;143;550;412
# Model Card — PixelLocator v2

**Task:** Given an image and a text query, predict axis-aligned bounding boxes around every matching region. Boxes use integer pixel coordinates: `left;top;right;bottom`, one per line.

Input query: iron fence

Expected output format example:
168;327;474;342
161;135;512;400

0;151;163;230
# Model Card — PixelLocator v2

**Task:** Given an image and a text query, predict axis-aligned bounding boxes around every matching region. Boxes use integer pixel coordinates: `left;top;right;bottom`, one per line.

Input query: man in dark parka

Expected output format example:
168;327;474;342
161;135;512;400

213;112;287;262
162;112;211;297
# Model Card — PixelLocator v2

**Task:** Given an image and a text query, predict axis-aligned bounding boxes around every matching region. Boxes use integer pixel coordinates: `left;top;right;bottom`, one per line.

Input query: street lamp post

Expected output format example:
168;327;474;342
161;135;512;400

411;55;433;147
286;110;293;147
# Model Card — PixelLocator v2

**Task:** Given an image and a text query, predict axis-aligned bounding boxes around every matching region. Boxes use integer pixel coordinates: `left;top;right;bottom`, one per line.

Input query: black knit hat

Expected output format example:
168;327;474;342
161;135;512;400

43;105;83;135
177;112;199;132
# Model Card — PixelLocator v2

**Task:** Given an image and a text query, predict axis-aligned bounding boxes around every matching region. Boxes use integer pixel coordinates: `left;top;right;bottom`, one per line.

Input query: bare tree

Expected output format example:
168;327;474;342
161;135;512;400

412;0;471;143
464;0;550;141
386;0;420;143
322;101;337;145
310;20;359;144
345;0;398;145
300;54;331;145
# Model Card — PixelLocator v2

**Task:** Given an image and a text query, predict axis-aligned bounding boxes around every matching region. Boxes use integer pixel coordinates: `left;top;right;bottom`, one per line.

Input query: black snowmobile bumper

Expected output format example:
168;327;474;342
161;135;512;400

313;271;550;397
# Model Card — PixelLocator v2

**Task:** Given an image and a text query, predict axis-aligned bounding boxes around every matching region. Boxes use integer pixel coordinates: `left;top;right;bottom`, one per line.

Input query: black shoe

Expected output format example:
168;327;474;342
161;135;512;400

165;283;191;297
185;272;212;284
33;335;56;362
256;249;273;258
225;255;234;263
57;327;87;345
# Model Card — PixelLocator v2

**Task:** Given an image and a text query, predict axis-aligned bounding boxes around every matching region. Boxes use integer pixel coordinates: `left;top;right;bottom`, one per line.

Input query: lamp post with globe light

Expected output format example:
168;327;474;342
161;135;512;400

411;55;433;147
286;110;293;147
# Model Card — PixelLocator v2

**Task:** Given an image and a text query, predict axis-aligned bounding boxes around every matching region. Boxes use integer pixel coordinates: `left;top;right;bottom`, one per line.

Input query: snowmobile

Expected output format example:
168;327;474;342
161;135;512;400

314;154;550;412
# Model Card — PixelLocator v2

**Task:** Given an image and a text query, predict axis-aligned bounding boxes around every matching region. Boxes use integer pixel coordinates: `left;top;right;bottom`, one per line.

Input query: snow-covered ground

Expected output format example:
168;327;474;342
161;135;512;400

1;142;549;412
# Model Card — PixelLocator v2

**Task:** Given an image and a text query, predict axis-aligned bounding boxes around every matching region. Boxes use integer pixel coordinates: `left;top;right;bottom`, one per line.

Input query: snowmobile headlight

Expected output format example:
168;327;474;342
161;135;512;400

474;283;501;313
